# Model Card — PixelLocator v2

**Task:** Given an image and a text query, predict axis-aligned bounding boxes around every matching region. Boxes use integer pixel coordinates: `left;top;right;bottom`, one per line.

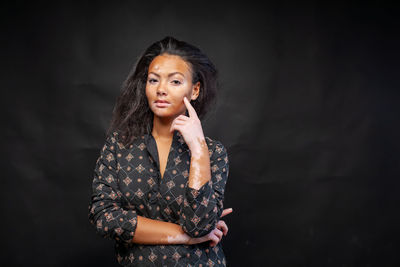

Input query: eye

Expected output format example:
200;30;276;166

148;78;158;84
172;80;182;85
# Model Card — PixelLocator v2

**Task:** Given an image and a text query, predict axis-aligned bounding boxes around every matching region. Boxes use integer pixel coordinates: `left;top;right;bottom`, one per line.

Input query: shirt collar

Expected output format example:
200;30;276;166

143;130;187;170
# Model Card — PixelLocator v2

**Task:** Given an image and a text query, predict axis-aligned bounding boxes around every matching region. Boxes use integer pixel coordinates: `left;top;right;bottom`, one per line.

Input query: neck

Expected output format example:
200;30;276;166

151;115;176;141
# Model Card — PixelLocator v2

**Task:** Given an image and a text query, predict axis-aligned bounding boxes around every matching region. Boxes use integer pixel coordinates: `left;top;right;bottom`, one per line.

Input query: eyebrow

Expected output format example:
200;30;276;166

149;71;185;78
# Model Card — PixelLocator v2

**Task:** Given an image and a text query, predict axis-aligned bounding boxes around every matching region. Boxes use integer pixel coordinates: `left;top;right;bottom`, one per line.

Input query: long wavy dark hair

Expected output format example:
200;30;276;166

106;36;219;147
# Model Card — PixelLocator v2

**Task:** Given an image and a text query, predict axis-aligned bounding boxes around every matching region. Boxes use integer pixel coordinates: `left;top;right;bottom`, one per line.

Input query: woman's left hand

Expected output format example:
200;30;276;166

209;208;233;247
170;96;206;154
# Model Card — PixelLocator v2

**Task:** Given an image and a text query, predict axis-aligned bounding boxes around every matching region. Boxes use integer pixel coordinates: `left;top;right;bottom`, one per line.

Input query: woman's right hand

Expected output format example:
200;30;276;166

186;208;233;247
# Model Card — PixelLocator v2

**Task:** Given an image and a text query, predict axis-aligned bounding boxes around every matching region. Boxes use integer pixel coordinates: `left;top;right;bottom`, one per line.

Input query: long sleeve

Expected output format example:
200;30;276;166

179;140;229;238
88;132;138;244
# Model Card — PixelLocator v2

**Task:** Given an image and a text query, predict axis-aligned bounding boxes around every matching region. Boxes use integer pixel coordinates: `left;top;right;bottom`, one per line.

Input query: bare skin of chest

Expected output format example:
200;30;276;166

154;138;173;179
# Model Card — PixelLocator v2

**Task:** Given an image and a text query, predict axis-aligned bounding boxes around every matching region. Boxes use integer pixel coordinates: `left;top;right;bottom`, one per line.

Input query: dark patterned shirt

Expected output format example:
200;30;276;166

88;129;229;266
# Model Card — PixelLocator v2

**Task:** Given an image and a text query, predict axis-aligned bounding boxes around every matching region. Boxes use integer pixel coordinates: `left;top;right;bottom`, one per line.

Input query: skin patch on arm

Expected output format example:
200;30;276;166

188;136;211;190
166;233;190;244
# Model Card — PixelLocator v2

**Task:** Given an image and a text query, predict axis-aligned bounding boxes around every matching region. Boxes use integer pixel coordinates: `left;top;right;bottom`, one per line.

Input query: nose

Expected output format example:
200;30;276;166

156;81;167;96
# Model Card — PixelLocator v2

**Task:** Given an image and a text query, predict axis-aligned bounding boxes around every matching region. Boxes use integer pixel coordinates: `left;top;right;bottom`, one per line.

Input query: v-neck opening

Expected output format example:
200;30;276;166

159;139;173;180
146;130;180;183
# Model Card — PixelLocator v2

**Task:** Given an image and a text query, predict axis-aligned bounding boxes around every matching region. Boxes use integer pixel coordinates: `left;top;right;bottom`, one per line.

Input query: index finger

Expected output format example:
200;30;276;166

183;96;197;118
220;208;233;218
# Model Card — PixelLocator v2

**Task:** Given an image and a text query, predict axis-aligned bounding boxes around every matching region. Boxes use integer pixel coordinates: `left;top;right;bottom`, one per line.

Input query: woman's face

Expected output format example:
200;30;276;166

145;54;200;119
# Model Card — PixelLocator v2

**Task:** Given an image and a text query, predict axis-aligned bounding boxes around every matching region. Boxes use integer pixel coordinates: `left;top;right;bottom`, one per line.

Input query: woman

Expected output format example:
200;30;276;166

88;36;232;266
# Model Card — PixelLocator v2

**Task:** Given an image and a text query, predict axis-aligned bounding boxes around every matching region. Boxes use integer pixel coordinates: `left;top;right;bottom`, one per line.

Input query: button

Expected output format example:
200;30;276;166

148;188;159;204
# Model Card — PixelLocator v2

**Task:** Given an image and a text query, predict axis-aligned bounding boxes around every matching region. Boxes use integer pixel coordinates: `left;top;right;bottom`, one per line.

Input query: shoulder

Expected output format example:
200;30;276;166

205;136;229;174
103;131;126;151
103;131;119;145
106;130;141;150
204;136;228;158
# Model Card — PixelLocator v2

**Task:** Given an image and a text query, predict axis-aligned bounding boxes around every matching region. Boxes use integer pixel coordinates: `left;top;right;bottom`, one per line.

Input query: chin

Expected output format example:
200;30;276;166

151;109;174;118
150;104;184;118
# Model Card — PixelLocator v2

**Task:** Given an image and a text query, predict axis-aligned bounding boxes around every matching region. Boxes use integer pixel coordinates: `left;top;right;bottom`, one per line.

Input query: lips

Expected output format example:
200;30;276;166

154;100;170;108
155;100;169;104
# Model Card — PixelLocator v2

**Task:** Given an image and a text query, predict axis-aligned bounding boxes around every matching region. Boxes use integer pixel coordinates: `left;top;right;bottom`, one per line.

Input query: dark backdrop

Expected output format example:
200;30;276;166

2;1;399;266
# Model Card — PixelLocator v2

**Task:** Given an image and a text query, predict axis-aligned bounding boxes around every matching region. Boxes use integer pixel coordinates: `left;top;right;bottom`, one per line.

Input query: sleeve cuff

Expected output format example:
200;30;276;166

186;179;213;203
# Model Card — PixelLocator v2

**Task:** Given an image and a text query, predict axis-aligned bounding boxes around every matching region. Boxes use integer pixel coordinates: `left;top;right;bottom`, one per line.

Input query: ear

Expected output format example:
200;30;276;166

191;81;200;101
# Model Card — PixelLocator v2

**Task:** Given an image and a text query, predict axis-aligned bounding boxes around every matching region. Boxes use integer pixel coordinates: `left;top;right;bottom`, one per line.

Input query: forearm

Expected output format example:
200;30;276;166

188;137;211;190
131;215;190;245
180;140;229;238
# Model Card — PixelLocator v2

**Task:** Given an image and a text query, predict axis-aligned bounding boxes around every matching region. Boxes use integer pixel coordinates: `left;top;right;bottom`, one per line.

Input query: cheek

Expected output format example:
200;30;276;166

171;86;191;100
170;92;188;108
145;85;153;99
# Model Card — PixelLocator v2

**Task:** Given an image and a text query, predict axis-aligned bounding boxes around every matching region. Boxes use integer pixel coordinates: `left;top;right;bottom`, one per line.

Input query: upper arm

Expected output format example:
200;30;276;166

209;140;229;217
88;132;138;243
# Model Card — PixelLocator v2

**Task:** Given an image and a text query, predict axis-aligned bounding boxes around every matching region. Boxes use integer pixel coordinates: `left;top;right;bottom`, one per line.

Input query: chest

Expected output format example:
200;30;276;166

154;138;173;179
116;142;191;220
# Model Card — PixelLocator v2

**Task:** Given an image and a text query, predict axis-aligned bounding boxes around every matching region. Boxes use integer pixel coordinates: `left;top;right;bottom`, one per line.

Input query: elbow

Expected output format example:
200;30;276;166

88;208;138;244
182;223;215;238
180;210;219;238
88;212;112;240
179;189;225;238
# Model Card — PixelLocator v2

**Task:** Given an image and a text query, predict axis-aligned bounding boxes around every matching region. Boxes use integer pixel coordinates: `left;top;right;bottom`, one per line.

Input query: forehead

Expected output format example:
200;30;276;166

148;54;191;76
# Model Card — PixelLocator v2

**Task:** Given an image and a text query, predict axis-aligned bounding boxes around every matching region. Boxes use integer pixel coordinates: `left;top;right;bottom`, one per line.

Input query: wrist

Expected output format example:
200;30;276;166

166;232;192;245
185;236;194;245
189;137;208;158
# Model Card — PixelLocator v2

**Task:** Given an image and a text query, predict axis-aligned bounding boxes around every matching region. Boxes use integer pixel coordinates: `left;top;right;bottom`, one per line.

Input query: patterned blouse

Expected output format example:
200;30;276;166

88;129;229;266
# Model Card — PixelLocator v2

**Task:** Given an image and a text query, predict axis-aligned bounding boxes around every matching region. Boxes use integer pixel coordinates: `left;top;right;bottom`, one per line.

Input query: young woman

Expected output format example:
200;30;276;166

88;36;232;266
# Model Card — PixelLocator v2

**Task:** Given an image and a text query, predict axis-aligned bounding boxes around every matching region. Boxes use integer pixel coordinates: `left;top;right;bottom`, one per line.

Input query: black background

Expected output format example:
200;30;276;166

2;1;399;266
